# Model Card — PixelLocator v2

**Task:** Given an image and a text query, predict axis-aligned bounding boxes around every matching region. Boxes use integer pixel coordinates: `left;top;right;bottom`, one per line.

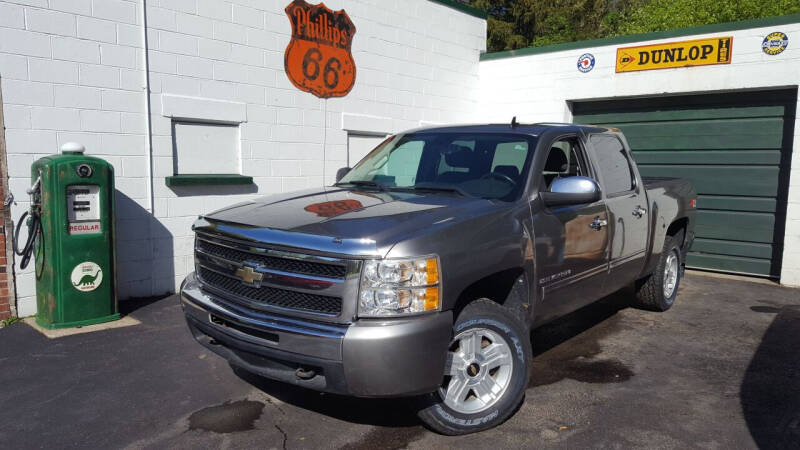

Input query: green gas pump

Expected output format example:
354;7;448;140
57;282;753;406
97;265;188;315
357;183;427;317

16;142;119;329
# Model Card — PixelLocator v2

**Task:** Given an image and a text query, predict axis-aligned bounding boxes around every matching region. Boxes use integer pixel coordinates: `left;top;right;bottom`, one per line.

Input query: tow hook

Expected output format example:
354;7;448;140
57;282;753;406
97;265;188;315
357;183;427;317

295;368;316;380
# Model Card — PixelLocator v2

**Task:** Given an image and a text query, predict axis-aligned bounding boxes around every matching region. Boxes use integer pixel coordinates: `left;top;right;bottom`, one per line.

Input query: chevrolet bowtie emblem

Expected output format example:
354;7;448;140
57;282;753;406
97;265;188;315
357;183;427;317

235;265;263;285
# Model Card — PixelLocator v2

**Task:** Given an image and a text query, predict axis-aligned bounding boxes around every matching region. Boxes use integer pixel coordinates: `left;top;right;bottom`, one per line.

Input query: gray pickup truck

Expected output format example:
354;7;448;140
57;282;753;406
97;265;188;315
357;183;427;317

180;123;696;434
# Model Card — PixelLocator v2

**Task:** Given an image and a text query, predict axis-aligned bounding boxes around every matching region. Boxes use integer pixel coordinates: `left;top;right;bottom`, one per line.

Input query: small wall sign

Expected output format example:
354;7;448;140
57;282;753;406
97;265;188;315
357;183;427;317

284;0;356;98
762;31;788;55
616;36;732;73
577;53;595;73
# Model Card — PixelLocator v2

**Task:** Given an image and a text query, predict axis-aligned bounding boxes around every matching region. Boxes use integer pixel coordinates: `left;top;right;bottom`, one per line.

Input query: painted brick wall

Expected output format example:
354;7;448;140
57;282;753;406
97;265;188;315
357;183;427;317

478;21;800;285
143;0;486;297
0;0;149;316
0;127;13;321
0;0;486;316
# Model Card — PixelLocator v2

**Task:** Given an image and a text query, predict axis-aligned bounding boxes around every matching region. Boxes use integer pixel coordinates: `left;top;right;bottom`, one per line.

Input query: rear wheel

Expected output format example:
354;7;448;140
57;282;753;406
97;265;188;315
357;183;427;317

416;299;531;435
634;232;684;311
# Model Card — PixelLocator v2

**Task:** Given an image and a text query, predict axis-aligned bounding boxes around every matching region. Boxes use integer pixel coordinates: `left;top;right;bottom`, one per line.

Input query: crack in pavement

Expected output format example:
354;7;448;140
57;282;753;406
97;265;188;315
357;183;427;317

275;424;287;450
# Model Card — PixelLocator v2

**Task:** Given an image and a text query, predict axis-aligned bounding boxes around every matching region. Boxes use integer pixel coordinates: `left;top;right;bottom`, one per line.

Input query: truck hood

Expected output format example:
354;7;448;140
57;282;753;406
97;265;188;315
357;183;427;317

202;187;503;257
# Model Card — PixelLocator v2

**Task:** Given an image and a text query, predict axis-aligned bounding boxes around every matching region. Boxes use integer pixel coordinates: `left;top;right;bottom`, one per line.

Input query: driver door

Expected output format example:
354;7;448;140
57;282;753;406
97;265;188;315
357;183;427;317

533;135;610;325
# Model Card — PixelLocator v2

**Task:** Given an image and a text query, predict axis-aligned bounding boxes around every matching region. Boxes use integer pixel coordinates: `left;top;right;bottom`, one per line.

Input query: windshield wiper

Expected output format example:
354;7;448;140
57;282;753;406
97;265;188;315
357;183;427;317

391;183;472;197
334;180;386;191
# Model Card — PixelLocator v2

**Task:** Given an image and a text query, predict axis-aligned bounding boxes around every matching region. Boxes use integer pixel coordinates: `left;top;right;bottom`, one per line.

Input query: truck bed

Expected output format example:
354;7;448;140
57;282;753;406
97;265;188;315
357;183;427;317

642;176;686;190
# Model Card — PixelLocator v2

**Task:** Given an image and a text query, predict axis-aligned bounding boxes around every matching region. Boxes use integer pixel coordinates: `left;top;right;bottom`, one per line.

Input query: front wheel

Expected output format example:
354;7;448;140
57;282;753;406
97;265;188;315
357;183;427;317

416;299;531;435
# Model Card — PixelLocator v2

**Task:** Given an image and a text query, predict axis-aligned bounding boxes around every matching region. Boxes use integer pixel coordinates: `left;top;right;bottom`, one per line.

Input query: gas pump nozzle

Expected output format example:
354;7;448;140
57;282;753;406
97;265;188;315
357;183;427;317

13;169;43;270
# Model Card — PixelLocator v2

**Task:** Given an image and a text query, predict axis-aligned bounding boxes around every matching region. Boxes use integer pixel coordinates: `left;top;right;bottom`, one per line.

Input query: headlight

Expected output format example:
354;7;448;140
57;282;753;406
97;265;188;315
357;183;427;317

358;256;441;317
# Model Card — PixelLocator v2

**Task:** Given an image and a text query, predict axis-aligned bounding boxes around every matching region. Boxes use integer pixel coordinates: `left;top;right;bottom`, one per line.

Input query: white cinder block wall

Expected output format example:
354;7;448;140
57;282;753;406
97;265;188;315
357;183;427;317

0;0;149;316
478;21;800;286
0;0;486;315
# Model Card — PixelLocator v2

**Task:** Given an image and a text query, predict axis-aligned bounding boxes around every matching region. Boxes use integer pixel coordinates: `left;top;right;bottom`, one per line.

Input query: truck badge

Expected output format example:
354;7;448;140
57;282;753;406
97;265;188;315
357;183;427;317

235;265;263;287
284;0;357;98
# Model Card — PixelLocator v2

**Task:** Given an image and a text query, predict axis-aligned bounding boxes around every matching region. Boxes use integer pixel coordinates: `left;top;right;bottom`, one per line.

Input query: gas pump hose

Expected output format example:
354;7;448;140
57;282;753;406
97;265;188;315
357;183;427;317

13;210;40;270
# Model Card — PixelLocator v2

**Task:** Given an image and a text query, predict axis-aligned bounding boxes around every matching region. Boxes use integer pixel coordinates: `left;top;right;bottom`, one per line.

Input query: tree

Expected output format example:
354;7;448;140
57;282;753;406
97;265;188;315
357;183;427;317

472;0;800;52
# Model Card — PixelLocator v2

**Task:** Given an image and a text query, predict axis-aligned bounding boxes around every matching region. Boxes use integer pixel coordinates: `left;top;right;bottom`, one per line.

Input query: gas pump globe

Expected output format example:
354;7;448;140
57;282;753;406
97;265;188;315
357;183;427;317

18;142;119;329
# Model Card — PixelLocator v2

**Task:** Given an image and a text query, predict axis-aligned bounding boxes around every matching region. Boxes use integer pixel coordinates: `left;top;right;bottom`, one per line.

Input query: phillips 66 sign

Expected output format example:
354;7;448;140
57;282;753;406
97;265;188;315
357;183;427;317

284;0;356;98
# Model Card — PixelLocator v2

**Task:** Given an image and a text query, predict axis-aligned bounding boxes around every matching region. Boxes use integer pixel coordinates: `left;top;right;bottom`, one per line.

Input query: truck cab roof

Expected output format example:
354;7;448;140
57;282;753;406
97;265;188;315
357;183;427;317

404;122;612;137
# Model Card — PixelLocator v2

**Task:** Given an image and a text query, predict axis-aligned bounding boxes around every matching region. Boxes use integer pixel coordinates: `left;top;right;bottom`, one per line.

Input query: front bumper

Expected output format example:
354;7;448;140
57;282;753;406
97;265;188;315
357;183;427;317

180;272;452;397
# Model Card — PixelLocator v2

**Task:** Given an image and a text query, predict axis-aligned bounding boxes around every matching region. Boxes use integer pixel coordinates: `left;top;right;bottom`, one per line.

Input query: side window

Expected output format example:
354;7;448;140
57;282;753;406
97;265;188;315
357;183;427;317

590;135;635;194
543;137;587;189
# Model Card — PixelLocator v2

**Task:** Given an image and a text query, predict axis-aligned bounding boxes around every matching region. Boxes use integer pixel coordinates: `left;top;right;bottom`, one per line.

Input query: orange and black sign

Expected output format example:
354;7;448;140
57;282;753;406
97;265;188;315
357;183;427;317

304;199;363;217
616;36;732;73
284;0;356;98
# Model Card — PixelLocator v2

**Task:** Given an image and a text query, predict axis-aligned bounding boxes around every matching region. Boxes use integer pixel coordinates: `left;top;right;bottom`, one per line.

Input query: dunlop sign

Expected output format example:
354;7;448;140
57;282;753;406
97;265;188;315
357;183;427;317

616;36;732;73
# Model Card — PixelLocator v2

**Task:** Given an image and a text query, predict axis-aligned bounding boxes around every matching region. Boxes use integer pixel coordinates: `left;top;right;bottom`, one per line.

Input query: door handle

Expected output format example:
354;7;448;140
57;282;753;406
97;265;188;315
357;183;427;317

632;206;647;218
589;217;608;230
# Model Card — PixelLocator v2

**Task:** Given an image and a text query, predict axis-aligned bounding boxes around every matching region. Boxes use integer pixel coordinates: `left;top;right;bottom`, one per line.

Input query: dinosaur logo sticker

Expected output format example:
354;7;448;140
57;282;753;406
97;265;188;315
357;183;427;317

71;262;103;292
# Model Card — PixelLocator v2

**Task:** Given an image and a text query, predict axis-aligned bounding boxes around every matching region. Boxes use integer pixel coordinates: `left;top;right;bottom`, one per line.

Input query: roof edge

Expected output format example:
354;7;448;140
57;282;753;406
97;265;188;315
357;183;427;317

428;0;487;20
480;13;800;61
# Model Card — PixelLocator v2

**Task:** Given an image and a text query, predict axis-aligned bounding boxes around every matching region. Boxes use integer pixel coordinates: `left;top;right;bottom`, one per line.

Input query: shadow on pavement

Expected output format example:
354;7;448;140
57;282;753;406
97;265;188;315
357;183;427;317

528;287;634;387
118;294;173;316
232;366;420;428
741;305;800;449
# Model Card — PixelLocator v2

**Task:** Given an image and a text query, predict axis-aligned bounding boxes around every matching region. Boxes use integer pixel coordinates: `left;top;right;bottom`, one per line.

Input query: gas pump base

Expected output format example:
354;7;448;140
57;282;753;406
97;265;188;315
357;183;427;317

35;312;121;330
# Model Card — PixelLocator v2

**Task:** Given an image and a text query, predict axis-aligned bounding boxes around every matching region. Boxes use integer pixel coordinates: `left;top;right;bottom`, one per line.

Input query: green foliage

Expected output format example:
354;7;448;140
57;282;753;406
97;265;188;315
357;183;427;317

471;0;800;52
618;0;800;35
1;316;21;328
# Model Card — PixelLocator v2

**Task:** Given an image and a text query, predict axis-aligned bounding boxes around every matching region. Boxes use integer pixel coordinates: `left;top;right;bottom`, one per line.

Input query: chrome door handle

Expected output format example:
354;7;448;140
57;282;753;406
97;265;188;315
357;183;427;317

589;217;608;230
632;206;647;218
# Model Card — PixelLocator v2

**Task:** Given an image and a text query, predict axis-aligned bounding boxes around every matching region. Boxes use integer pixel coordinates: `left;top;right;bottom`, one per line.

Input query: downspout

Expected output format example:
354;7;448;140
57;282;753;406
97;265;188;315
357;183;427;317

140;0;157;294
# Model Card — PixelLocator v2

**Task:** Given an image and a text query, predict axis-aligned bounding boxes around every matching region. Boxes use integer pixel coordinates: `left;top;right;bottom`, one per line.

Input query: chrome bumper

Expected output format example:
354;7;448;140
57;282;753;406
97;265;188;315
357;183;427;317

180;272;453;397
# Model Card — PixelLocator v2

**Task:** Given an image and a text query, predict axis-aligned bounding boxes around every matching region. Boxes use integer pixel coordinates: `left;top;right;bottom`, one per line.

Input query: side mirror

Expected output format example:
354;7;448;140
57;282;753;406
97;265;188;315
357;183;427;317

335;167;351;183
541;176;601;206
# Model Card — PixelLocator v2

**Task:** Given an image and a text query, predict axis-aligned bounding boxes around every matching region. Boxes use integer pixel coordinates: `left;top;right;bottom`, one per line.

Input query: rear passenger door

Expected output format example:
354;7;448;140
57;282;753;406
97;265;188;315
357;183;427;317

588;134;649;292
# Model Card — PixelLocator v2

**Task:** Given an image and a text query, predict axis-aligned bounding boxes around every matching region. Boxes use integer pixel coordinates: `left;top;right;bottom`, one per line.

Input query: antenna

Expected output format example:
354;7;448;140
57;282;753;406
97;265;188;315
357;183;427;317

510;116;518;128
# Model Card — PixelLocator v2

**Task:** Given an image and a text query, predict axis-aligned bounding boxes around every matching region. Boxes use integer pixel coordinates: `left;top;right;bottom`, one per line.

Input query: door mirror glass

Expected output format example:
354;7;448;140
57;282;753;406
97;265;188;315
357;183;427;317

335;167;351;183
541;176;601;206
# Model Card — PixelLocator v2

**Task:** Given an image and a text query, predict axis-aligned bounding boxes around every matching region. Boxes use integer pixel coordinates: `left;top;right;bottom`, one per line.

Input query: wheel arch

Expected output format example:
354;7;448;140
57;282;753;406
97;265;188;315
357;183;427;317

451;267;532;327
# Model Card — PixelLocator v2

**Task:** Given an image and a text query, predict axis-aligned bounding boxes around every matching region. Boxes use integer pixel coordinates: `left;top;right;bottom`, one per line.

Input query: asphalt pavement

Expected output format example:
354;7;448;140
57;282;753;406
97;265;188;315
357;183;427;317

1;272;798;449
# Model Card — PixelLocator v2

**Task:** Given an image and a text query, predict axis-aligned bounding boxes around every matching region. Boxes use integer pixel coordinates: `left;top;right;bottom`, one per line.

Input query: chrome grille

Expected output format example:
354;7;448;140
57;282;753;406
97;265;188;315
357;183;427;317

194;232;354;318
196;237;346;279
198;268;342;315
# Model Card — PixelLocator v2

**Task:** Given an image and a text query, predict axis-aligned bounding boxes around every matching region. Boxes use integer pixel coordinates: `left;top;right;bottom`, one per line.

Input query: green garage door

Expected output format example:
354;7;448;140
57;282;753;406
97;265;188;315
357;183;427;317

573;89;796;278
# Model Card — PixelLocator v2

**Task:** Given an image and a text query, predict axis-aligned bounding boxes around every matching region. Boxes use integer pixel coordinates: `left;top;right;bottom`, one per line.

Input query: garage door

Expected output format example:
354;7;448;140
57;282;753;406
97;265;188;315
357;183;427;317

573;89;796;278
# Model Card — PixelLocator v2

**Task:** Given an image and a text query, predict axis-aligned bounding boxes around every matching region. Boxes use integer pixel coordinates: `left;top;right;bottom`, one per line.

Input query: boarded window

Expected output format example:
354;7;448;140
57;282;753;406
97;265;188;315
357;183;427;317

173;122;240;174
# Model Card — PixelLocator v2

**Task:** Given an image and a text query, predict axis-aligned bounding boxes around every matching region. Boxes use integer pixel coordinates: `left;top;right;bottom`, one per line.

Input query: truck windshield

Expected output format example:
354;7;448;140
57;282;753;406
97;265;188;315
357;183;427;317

337;132;537;201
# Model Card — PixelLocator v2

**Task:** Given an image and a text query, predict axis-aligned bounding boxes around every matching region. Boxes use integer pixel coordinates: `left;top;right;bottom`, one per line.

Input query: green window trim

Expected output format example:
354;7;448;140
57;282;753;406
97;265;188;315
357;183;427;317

165;174;254;187
428;0;487;19
481;13;800;61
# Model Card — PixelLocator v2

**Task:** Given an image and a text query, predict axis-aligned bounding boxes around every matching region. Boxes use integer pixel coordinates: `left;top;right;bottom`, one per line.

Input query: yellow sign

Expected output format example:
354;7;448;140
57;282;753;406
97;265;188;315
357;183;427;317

616;36;732;73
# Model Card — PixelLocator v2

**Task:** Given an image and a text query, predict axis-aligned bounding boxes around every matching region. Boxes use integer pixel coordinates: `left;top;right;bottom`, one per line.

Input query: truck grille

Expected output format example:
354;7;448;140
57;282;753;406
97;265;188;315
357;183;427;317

196;238;346;279
194;232;351;318
198;268;342;315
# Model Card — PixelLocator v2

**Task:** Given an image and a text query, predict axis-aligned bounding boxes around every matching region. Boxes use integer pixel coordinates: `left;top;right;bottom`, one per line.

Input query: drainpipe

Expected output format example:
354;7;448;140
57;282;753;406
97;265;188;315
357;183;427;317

140;0;157;294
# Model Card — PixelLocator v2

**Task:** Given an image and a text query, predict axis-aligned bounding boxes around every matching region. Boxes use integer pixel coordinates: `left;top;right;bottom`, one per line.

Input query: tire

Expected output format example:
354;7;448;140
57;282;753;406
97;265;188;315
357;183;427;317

416;299;532;435
634;231;684;311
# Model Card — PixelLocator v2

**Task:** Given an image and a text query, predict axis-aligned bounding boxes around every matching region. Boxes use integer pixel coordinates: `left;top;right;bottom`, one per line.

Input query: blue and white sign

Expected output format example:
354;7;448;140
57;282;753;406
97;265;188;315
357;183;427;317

577;53;595;73
762;31;788;55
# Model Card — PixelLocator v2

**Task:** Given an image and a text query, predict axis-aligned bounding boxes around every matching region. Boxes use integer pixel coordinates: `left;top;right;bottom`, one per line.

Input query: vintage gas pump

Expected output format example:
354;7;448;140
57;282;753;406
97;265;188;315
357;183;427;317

15;143;119;329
